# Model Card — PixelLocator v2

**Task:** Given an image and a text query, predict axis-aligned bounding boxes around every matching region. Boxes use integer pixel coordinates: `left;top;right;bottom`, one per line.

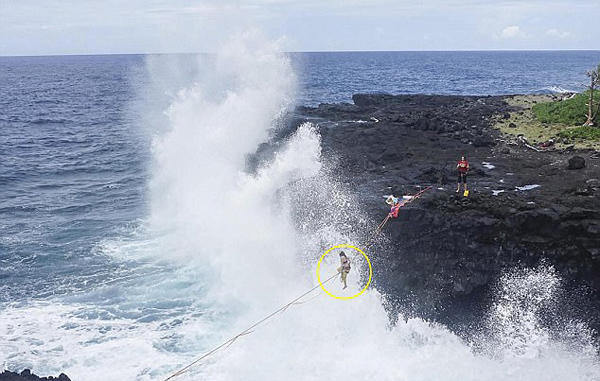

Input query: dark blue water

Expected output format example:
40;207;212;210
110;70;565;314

1;51;600;304
292;50;600;105
0;55;149;302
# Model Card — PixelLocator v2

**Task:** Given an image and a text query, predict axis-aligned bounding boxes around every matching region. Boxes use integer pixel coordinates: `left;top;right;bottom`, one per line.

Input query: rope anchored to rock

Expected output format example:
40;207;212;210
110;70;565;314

365;185;433;249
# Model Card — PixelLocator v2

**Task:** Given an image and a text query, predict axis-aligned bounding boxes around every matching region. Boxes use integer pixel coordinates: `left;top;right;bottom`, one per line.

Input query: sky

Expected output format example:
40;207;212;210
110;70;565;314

1;0;598;56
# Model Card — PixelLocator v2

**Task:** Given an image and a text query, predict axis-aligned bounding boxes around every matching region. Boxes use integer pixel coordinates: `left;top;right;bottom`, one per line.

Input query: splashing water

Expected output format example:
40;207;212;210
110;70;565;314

1;32;599;381
478;266;599;376
485;266;562;359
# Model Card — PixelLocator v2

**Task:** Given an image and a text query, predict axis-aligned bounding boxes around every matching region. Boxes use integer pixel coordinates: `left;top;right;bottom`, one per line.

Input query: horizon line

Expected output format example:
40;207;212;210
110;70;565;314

2;48;600;58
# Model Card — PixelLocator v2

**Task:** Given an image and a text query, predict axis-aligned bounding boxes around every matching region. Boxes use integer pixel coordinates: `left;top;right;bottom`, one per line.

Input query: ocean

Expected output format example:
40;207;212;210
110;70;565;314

1;45;600;380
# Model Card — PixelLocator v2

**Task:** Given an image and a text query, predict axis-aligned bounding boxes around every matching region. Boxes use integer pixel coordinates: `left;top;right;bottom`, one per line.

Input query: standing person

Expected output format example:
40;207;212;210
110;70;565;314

337;251;351;289
456;155;469;193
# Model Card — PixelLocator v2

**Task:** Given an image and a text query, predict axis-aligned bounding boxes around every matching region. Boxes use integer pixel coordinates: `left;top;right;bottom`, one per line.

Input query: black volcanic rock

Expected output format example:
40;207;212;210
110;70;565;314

568;155;586;170
293;93;600;333
0;370;70;381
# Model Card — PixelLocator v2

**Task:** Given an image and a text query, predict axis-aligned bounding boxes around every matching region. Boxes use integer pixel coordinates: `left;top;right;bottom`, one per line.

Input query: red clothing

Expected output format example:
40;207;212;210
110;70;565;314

457;160;469;173
389;204;400;218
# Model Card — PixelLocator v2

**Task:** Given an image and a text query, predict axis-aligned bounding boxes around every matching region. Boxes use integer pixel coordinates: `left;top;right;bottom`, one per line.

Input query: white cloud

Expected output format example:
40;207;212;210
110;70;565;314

1;0;598;54
545;28;571;39
500;25;523;39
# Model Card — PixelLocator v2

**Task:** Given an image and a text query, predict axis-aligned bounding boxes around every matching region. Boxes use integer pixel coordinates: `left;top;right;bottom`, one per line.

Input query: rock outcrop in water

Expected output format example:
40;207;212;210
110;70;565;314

295;94;600;333
0;370;70;381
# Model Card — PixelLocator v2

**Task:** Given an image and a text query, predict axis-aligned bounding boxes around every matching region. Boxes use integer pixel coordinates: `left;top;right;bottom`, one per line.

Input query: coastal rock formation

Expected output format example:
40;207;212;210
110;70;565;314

0;370;70;381
568;155;586;170
295;94;600;333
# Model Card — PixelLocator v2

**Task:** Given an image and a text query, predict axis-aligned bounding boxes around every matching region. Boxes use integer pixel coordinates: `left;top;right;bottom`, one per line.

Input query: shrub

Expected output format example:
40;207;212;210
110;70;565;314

533;90;600;125
558;126;600;141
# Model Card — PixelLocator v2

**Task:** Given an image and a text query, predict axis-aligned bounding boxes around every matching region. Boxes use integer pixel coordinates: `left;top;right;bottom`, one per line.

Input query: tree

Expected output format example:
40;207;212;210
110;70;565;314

583;64;600;127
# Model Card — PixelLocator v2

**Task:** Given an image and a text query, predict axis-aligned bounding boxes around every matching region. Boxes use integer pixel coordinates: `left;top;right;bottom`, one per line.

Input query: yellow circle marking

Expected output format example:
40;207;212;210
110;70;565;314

316;244;372;300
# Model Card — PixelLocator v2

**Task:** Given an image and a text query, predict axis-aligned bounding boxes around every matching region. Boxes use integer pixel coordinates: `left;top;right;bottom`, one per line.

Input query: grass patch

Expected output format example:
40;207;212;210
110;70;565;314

495;94;600;150
558;126;600;141
532;90;600;125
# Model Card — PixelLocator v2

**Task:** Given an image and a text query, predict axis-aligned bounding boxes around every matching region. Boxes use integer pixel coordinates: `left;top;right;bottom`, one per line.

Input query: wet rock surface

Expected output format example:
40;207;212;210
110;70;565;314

296;94;600;333
0;370;70;381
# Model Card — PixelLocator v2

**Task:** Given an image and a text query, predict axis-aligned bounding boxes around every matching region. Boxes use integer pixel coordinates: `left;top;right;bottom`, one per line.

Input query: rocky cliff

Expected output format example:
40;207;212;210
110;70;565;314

297;94;600;333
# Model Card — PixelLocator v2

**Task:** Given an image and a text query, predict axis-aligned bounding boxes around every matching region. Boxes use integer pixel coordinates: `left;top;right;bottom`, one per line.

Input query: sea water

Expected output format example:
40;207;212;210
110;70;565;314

1;37;600;380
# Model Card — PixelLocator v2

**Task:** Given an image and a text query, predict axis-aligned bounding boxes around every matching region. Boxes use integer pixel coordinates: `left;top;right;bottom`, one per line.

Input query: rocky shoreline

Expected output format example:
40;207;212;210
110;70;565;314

5;94;599;379
296;93;600;333
0;370;70;381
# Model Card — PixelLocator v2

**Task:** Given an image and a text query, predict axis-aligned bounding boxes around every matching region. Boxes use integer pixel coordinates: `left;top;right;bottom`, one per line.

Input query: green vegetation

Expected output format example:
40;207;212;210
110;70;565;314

558;126;600;141
494;94;600;150
497;64;600;148
532;90;600;125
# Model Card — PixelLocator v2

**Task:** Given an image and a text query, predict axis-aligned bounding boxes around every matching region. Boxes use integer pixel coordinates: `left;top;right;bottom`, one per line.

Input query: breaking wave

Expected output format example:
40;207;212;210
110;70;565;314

1;31;599;381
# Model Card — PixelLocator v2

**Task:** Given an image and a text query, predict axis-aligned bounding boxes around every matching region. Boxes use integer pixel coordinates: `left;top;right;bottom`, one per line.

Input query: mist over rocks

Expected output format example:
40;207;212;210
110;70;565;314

295;93;600;333
0;370;70;381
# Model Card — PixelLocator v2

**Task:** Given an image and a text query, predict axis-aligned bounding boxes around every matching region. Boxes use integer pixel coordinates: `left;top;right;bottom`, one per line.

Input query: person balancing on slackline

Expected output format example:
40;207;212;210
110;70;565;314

337;251;351;289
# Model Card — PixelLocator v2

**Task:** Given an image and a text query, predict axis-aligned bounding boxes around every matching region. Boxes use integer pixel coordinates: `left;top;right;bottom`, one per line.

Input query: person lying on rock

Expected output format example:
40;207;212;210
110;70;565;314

456;155;470;193
389;201;401;218
385;195;399;206
337;251;351;289
385;194;410;218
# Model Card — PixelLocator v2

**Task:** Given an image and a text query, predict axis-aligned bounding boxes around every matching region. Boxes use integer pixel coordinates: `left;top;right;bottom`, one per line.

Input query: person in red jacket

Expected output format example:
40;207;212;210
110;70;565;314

456;155;469;193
